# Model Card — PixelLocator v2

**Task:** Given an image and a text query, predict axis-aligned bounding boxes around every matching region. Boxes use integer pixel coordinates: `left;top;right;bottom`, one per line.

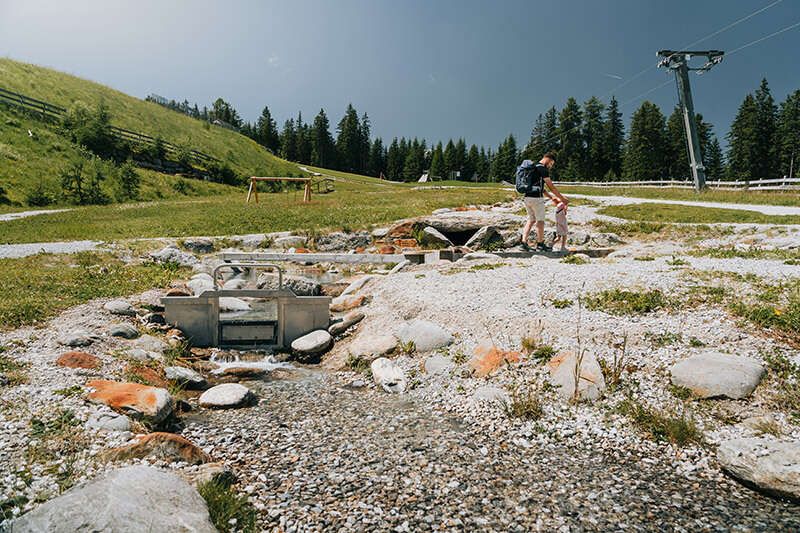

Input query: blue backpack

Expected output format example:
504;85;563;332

515;160;543;196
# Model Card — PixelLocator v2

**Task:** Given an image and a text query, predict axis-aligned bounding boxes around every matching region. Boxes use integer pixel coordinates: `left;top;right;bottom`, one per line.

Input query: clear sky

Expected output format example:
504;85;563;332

1;0;798;149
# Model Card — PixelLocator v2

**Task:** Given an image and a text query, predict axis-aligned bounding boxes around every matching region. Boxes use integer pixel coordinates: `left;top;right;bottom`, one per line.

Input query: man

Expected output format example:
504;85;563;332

521;152;569;251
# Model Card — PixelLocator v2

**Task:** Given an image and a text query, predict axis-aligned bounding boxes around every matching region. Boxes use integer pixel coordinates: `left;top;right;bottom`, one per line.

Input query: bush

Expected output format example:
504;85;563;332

59;156;110;205
585;288;671;315
25;181;53;206
115;160;140;201
62;101;117;157
197;480;257;533
172;177;193;195
0;183;11;205
206;161;239;185
617;398;702;447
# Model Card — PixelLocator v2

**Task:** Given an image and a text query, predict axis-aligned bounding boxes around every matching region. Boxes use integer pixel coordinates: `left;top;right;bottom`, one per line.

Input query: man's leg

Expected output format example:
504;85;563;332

522;219;533;243
535;220;545;243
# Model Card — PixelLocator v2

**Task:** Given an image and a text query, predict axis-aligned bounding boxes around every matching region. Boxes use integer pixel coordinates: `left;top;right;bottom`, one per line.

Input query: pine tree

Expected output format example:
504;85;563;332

543;107;559;153
727;94;759;181
368;137;386;177
622;101;669;181
294;112;312;164
753;78;779;179
280;119;297;161
705;137;725;180
454;138;467;179
777;89;800;178
310;109;336;168
403;138;425;181
602;96;624;179
666;106;688;179
557;98;584;180
524;113;547;160
359;112;371;174
209;98;242;128
477;146;490;180
464;144;480;181
256;105;281;152
429;142;445;179
582;96;606;180
336;104;362;172
442;139;456;179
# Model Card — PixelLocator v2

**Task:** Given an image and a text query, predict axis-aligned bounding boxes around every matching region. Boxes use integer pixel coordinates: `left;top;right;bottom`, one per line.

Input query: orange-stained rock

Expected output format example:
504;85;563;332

355;246;366;254
124;364;169;388
86;380;173;425
387;219;416;239
294;248;311;254
56;351;101;370
379;245;397;254
330;294;366;313
104;432;210;465
468;340;521;378
166;287;192;297
393;239;419;249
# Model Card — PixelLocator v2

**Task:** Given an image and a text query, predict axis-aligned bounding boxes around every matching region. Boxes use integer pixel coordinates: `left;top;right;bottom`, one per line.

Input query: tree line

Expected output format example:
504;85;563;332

149;77;800;183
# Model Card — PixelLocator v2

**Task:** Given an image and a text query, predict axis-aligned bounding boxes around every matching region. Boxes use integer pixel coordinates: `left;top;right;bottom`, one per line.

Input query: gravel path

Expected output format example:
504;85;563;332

184;372;799;532
0;240;103;259
573;194;800;217
0;209;70;222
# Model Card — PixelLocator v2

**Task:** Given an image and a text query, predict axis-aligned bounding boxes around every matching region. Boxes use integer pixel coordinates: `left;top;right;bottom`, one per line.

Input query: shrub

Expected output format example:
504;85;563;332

617;398;702;447
585;288;670;315
197;480;257;533
25;181;53;206
62;101;117;157
172;177;193;195
115;160;140;201
551;298;572;309
504;387;543;420
207;161;239;185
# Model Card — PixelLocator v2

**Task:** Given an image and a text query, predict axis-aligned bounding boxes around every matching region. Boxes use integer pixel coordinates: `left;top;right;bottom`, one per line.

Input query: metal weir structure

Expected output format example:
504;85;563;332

657;50;724;191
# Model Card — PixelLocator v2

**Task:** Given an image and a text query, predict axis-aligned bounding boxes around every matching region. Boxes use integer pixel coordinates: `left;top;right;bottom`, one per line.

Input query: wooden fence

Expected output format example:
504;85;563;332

0;86;218;164
555;177;800;191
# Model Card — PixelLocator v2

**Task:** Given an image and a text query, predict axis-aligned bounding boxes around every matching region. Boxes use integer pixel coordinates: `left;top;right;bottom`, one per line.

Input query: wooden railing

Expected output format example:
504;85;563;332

555;178;800;191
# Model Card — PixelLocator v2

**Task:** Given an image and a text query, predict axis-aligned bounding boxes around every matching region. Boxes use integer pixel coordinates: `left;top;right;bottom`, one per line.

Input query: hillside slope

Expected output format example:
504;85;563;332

0;58;300;205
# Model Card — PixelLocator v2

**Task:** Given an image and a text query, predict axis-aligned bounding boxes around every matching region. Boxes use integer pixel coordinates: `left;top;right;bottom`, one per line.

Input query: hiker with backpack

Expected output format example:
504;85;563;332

515;152;569;251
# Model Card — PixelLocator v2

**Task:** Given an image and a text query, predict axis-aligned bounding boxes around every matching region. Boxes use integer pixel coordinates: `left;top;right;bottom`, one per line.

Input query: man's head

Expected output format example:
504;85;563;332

540;152;556;170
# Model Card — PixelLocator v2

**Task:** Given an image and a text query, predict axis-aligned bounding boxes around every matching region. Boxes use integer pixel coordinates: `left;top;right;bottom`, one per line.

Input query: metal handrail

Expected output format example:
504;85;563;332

212;262;284;290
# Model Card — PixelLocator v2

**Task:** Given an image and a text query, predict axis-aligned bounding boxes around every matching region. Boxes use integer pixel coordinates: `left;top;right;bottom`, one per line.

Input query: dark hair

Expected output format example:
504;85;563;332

543;152;556;162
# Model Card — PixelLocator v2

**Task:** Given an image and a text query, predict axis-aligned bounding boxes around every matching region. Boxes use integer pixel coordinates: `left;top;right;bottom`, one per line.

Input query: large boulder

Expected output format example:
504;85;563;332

417;226;453;248
199;383;254;409
331;294;366;312
328;310;365;336
548;351;606;402
717;438;800;500
347;334;398;360
86;380;174;425
421;211;524;233
258;274;322;296
371;357;407;393
150;245;198;267
11;465;216;532
395;320;453;353
291;330;333;363
103;300;136;316
465;226;503;250
669;353;765;399
104;432;211;465
316;231;371;252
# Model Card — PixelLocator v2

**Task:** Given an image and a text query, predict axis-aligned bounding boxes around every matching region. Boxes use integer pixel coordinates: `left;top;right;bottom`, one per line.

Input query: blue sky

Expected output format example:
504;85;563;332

1;0;798;150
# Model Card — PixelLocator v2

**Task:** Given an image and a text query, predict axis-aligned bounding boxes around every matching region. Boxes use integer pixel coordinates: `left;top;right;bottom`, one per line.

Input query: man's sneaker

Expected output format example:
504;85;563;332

535;241;552;252
521;242;532;251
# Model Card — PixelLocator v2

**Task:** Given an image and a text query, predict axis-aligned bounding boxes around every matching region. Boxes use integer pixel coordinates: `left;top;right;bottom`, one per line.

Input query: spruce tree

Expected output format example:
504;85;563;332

310;109;336;168
359;112;371;174
705;137;725;181
386;138;403;180
777;90;800;178
557;98;584;180
622;101;669;181
582;96;606;180
335;104;362;172
602;96;624;179
294;112;312;164
727;94;759;181
429;142;445;179
753;78;778;179
280;119;297;161
368;137;386;177
524;113;547;160
490;134;518;182
666;107;688;179
477;146;490;180
403;138;425;181
464;144;480;182
454;138;467;179
442;139;456;179
542;107;559;153
256;106;281;152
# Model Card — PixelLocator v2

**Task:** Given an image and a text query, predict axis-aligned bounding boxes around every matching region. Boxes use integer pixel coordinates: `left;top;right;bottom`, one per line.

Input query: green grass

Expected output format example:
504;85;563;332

504;387;543;420
729;279;800;345
584;288;671;315
0;352;29;385
0;179;513;243
561;254;589;265
562;185;800;208
598;202;800;225
197;480;258;533
550;298;572;309
616;398;702;447
0;58;298;182
689;246;800;261
762;351;800;421
591;219;734;242
0;252;186;329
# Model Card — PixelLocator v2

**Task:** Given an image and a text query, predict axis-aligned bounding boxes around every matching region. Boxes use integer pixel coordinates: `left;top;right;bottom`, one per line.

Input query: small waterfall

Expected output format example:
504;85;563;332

209;350;292;375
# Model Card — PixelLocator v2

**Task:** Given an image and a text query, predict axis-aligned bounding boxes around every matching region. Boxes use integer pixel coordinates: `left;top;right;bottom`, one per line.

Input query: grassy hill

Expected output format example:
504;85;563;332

0;58;300;205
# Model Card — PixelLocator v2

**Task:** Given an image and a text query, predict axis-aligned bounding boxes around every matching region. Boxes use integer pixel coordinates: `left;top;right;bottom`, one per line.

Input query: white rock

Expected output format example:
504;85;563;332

188;278;214;295
218;297;251;312
549;351;606;402
328;311;365;336
126;348;160;362
419;226;453;247
348;334;398;359
291;330;333;355
460;252;502;261
222;278;247;290
57;330;95;347
472;385;509;404
11;465;216;532
371;357;407;393
717;438;800;500
165;366;207;389
274;235;308;249
109;323;139;339
190;272;214;282
132;334;168;354
424;355;455;376
199;383;254;408
340;275;374;297
85;411;131;432
389;260;411;275
150;245;199;267
103;300;135;316
670;352;765;399
395;320;453;353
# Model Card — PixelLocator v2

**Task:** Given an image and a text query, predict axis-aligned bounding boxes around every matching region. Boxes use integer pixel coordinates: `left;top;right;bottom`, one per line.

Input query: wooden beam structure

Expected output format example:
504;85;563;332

246;176;312;203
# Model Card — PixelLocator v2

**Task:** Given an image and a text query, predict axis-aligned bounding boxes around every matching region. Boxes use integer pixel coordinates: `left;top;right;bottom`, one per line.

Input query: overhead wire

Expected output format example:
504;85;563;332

726;19;800;55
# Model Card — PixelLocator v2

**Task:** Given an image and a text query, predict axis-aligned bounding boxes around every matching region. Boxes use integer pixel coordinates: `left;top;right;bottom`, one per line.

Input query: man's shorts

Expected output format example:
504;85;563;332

523;196;546;222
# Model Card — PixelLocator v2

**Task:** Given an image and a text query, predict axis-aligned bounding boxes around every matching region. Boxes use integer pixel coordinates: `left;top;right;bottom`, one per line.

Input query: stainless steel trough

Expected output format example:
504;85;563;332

162;263;330;349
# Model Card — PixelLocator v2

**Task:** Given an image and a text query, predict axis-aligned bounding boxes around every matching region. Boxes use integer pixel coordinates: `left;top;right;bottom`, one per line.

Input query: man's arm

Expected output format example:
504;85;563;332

544;177;568;204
